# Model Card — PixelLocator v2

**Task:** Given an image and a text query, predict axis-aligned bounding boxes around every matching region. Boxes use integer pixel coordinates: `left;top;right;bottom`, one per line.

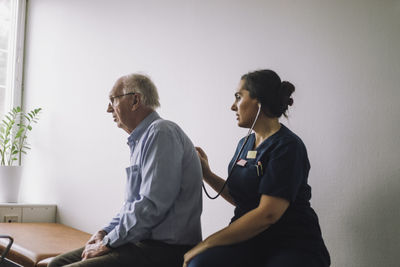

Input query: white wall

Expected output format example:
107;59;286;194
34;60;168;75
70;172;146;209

20;0;400;266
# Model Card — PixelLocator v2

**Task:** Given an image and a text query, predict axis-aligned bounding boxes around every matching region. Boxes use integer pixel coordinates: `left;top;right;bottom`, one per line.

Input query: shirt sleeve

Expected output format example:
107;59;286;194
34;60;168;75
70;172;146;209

102;212;120;234
106;129;184;247
258;139;307;202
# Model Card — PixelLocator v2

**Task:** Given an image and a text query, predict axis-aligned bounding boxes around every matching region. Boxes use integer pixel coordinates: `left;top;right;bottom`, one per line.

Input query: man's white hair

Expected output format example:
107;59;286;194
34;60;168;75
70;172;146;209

122;73;160;109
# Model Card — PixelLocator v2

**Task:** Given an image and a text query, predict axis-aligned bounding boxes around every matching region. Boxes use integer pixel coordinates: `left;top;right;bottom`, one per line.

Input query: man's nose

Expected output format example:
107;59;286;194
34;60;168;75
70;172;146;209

231;103;237;111
107;103;113;113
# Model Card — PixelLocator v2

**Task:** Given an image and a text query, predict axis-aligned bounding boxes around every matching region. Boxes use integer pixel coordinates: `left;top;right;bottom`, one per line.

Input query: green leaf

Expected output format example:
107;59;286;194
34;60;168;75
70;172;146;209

15;128;24;138
1;106;42;164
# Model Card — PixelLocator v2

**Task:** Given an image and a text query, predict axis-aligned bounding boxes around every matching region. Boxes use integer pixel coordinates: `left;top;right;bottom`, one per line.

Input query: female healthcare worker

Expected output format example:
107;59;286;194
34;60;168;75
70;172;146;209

183;69;330;267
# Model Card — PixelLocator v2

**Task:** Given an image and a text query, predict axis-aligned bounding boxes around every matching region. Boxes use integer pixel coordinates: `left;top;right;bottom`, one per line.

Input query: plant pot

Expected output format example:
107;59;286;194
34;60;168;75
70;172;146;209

0;166;22;203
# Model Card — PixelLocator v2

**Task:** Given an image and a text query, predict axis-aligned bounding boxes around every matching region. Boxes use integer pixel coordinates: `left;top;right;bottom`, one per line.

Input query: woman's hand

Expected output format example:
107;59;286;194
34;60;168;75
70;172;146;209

196;146;235;204
195;147;211;178
182;241;209;267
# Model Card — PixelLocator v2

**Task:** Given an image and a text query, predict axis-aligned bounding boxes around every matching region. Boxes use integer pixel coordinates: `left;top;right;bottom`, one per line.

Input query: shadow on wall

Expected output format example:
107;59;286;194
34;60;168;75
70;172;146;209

350;168;400;267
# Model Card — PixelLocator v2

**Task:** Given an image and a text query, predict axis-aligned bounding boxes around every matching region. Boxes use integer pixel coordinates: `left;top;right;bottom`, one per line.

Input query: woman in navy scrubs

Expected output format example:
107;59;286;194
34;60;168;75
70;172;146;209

183;70;330;267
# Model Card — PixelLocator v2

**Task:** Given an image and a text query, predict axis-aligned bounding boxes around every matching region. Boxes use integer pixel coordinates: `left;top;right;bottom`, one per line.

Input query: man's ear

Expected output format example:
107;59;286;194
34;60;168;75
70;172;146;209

131;94;141;111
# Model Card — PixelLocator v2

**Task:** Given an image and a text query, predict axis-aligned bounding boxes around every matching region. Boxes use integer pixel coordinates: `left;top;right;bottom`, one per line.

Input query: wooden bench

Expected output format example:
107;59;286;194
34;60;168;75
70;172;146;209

0;223;91;267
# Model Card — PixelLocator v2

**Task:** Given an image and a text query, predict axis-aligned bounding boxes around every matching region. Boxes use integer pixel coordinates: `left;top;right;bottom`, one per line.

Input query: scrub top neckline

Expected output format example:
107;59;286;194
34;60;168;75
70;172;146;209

250;123;286;151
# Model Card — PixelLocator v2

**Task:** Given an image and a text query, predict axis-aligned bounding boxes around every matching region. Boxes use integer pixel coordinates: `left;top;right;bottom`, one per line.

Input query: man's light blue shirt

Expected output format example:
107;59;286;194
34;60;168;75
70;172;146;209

103;111;202;247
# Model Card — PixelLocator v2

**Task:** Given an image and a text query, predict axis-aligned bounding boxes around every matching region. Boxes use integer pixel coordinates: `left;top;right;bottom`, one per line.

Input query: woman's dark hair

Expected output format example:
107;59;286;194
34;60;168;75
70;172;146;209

241;69;295;118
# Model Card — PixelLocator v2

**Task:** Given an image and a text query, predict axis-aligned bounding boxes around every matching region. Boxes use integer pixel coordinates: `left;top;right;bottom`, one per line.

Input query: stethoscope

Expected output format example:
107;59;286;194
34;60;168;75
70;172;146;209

203;104;262;199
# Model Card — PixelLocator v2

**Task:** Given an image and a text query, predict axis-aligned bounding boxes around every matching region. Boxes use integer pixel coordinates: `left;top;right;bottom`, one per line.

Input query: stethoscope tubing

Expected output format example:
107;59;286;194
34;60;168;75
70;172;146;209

203;105;262;199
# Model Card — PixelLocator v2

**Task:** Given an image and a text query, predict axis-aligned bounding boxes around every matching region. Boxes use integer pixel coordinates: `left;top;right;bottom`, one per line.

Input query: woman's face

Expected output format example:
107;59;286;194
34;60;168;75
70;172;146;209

231;79;259;128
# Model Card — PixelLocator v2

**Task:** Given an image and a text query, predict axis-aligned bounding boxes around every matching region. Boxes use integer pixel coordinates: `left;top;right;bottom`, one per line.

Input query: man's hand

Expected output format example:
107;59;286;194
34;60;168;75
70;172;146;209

81;241;111;261
86;230;107;245
81;230;111;261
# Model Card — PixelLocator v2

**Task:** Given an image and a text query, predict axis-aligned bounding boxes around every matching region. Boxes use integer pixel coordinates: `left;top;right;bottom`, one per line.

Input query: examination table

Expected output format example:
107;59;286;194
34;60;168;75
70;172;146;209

0;223;91;267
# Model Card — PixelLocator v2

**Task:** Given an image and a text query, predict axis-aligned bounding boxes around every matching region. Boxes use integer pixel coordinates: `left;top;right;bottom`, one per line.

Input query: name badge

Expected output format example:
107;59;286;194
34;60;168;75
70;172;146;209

236;159;247;167
246;150;257;159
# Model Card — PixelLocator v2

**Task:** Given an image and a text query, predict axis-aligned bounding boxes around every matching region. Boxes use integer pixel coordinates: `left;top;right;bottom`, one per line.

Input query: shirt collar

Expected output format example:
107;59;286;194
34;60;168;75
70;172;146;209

127;111;161;146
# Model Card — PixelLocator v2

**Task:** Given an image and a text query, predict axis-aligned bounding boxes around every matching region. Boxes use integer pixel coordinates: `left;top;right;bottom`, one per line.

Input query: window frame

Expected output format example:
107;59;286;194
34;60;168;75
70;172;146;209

1;0;26;115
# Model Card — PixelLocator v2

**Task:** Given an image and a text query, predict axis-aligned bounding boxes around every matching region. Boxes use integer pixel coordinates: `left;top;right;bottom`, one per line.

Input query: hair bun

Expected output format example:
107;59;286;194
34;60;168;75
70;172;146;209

281;81;295;94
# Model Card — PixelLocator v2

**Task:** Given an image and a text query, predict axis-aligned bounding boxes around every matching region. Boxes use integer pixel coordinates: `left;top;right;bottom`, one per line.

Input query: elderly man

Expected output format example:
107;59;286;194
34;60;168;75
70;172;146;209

49;74;203;267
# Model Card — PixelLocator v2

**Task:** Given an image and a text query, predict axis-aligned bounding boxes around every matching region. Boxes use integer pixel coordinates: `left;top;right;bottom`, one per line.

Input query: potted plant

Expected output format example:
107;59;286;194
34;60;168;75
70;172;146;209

0;106;41;202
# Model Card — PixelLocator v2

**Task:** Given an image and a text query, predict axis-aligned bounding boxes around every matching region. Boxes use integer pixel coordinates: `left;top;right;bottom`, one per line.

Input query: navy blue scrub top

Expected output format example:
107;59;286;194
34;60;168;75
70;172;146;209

227;124;330;263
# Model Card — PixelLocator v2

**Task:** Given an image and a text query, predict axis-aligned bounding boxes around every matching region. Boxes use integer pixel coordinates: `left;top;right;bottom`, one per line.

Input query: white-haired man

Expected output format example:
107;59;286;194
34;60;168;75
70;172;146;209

49;74;203;267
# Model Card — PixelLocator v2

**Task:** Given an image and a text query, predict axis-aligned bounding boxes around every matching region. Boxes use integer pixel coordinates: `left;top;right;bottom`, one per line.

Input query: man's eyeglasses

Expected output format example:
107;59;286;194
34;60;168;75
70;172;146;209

109;92;136;106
